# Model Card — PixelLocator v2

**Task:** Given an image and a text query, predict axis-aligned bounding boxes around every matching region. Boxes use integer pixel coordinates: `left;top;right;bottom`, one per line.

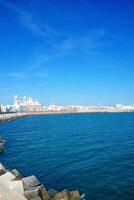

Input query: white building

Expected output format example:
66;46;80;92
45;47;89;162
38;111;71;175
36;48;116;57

116;104;134;111
47;103;63;111
13;95;44;112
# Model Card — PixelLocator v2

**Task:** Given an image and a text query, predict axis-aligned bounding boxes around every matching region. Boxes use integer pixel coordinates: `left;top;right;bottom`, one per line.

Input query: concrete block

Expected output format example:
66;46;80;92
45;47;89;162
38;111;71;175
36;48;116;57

0;172;16;188
11;169;22;180
8;180;24;194
22;175;40;190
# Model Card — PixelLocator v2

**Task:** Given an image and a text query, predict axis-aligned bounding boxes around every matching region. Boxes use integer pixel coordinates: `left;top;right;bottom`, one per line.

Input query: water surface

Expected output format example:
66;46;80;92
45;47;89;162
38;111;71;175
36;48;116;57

0;113;134;200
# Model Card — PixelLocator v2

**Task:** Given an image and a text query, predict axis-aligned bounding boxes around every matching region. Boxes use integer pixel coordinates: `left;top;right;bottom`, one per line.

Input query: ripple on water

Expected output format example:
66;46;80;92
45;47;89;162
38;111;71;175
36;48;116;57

0;113;134;200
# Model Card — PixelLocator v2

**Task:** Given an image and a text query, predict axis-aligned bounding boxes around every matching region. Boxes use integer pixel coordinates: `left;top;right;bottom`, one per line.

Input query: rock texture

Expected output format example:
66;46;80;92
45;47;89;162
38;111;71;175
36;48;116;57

0;163;80;200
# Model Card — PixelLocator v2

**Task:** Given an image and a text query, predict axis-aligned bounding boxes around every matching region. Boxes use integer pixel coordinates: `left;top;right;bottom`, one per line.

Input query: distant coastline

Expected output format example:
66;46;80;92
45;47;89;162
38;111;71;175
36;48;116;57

0;110;134;123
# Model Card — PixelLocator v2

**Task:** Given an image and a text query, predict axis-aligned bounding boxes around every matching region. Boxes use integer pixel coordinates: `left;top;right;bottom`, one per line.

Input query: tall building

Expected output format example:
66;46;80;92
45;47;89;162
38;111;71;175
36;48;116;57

13;95;44;112
22;97;44;112
14;95;20;106
13;95;21;112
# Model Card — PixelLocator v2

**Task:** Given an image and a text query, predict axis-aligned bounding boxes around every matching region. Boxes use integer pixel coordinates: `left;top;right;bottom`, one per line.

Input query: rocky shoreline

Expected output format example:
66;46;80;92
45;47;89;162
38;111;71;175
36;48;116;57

0;163;81;200
0;137;83;200
0;113;28;123
0;112;74;123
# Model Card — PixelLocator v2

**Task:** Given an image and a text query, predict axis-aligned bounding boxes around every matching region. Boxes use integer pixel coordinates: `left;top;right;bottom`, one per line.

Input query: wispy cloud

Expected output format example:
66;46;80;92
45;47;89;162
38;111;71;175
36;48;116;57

0;0;108;71
26;54;51;70
9;72;25;80
0;0;58;38
56;30;105;56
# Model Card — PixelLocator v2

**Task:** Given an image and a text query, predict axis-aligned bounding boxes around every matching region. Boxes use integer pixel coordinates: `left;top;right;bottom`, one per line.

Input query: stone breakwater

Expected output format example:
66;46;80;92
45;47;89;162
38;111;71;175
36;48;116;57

0;113;28;123
0;163;81;200
0;112;71;123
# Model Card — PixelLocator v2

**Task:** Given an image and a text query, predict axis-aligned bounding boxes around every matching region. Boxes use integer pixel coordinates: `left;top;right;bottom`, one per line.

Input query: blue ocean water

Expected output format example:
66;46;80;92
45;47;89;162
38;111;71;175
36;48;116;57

0;113;134;200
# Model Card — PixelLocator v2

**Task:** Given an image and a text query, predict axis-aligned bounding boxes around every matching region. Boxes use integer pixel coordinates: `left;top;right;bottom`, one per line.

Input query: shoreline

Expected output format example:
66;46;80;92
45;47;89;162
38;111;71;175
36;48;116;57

0;110;134;123
0;163;81;200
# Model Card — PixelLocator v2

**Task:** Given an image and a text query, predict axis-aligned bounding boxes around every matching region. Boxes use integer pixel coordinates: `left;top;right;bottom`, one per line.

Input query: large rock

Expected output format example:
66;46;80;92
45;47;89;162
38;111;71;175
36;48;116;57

38;185;50;200
69;191;80;200
0;191;27;200
24;184;50;200
30;197;41;200
55;191;69;200
11;169;22;180
8;180;24;194
0;172;16;188
54;190;80;200
0;163;6;175
0;137;5;144
41;190;50;200
48;188;58;199
0;144;5;153
24;187;40;199
22;175;40;190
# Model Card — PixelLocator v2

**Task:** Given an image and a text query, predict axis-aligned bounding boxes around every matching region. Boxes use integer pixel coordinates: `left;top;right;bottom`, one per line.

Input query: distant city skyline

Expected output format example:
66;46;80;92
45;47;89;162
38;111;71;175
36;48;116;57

1;94;134;114
0;0;134;105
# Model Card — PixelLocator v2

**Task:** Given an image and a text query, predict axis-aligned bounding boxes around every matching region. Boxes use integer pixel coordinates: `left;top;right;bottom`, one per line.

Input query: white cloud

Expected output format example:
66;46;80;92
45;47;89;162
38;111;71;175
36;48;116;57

9;72;25;80
0;0;57;38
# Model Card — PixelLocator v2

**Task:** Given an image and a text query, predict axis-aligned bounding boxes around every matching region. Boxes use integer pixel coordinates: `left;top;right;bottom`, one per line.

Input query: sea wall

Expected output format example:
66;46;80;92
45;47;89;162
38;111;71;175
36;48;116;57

0;163;80;200
0;113;28;123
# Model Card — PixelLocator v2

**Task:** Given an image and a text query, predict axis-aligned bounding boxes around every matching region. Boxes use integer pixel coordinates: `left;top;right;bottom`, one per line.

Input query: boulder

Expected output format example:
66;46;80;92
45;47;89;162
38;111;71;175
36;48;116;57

22;175;40;190
48;188;58;199
55;191;69;200
54;190;80;200
0;144;5;153
0;172;16;188
30;197;42;200
8;180;24;194
0;191;27;200
11;169;22;180
0;163;6;175
0;137;5;144
69;191;80;200
38;185;50;200
24;187;40;199
41;190;50;200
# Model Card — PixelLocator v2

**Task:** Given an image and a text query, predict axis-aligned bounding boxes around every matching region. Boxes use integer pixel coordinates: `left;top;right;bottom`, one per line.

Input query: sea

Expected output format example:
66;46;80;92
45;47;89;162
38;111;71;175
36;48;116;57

0;113;134;200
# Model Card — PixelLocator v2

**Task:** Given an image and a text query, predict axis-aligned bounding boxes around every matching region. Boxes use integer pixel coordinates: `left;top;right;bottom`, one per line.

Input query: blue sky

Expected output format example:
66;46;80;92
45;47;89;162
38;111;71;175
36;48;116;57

0;0;134;105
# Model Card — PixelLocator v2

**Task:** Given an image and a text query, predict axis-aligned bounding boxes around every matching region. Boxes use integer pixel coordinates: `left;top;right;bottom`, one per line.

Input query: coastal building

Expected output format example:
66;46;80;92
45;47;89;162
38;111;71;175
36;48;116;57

47;103;63;111
116;104;134;111
1;95;134;114
0;104;12;113
62;105;76;112
13;95;44;112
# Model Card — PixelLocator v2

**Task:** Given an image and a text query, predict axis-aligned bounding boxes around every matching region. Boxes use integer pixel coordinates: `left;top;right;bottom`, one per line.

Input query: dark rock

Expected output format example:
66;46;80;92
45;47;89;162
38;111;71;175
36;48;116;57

11;169;22;180
55;191;69;200
0;137;5;144
54;190;80;200
22;175;40;190
48;188;58;199
30;198;42;200
38;185;50;200
69;191;80;200
0;144;5;153
24;188;40;199
0;163;6;175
